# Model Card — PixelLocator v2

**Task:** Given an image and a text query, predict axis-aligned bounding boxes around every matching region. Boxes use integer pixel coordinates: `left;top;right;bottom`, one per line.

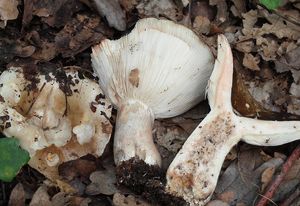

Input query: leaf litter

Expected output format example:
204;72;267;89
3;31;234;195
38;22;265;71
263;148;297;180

1;0;300;205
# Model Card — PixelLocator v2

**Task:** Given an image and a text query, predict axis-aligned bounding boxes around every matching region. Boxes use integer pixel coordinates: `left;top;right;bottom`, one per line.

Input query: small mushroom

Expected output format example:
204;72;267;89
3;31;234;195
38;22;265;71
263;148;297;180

166;35;300;205
0;66;112;180
91;18;214;167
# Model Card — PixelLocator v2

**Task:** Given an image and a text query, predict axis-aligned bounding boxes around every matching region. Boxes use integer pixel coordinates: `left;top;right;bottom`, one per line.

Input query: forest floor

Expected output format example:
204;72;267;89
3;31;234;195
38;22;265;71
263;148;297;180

1;0;300;206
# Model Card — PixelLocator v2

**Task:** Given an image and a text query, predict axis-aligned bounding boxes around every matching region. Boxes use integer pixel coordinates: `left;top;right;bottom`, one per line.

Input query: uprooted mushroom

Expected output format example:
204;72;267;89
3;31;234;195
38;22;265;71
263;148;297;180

166;35;300;206
0;66;112;181
91;18;214;173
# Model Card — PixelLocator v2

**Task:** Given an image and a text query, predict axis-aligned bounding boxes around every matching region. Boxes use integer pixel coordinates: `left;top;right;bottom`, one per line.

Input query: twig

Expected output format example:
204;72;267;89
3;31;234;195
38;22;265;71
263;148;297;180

256;145;300;206
280;188;300;206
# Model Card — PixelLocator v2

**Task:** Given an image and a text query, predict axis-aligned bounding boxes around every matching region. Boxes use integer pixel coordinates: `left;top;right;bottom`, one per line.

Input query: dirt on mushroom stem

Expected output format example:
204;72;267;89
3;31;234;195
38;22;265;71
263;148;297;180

116;157;187;206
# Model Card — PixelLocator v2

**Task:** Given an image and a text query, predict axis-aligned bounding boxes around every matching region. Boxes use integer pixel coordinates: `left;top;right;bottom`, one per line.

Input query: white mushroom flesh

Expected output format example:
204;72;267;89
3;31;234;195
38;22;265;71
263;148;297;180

91;18;214;166
73;123;96;145
166;35;300;205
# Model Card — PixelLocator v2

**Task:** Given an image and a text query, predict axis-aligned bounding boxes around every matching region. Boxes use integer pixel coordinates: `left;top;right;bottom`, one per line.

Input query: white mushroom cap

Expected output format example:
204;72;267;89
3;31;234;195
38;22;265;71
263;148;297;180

92;18;213;117
0;66;112;180
92;18;214;166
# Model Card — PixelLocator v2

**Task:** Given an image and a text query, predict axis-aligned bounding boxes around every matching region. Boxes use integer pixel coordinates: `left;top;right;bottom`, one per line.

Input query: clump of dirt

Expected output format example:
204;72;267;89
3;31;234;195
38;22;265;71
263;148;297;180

116;157;187;206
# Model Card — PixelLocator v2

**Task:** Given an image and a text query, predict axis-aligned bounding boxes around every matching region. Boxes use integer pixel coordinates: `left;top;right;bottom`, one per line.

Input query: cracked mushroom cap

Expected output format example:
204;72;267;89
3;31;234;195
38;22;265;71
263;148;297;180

91;17;214;118
0;66;112;180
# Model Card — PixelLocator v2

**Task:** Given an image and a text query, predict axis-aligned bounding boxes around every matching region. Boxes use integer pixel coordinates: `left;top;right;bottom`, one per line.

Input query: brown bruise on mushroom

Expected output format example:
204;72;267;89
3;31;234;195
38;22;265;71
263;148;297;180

128;68;140;88
0;66;112;181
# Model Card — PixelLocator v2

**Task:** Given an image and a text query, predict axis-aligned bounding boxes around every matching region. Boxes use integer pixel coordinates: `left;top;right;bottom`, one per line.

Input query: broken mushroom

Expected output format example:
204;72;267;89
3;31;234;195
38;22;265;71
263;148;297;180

166;35;300;205
0;66;112;181
91;18;214;168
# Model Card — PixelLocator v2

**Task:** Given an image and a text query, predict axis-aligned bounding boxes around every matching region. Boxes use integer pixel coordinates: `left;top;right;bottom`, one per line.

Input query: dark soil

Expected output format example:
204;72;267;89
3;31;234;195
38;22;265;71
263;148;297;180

116;158;187;206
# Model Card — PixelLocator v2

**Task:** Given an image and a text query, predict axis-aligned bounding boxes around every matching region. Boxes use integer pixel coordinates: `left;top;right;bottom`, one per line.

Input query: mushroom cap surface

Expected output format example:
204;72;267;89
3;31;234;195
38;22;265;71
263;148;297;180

0;66;112;180
92;18;214;118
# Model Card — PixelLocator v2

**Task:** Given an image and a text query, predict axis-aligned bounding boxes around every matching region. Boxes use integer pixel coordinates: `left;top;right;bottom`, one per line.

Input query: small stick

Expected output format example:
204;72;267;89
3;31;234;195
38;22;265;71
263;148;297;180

256;145;300;206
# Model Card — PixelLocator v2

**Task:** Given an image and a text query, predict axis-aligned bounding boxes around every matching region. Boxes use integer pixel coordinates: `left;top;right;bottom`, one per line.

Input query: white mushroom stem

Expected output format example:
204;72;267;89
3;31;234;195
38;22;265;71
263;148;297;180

166;35;300;206
114;99;161;166
240;117;300;146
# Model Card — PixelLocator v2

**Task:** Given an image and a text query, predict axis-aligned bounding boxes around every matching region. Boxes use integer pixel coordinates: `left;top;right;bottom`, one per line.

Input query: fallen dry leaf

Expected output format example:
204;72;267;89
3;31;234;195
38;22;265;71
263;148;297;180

8;183;25;206
193;15;211;34
209;0;228;25
229;0;246;18
119;0;138;12
22;0;84;28
0;39;35;65
58;157;97;181
154;121;188;153
247;76;289;113
274;43;299;76
280;46;300;69
69;196;91;206
261;166;275;191
225;147;238;162
290;196;300;206
0;0;19;28
284;158;300;181
1;0;300;205
277;41;298;57
190;1;215;21
136;0;182;21
29;185;51;206
235;40;255;53
113;193;153;206
30;184;91;206
241;10;258;36
272;179;300;203
259;7;300;41
213;148;284;205
287;97;300;115
86;167;117;195
206;200;229;206
232;61;269;118
92;0;126;31
55;13;113;57
31;41;56;61
51;192;70;206
256;36;279;61
242;8;300;40
243;53;260;71
290;83;300;97
29;37;63;64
